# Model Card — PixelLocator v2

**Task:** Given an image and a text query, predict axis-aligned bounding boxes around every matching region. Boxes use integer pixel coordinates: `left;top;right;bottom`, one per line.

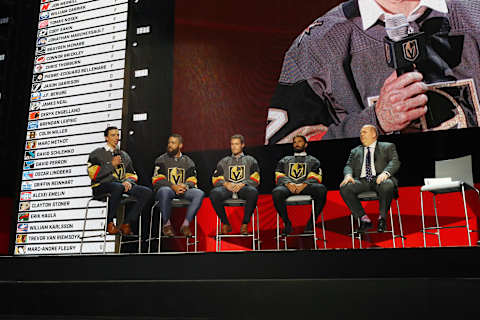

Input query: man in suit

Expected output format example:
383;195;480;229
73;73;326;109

340;125;400;233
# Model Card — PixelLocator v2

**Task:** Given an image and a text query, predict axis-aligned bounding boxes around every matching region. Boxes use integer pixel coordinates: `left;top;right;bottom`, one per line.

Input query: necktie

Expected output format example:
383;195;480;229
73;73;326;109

365;147;374;183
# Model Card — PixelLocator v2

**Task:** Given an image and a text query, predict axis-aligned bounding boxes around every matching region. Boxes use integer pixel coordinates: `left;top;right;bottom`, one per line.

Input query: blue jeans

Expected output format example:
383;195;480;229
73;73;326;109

154;187;205;224
93;182;152;224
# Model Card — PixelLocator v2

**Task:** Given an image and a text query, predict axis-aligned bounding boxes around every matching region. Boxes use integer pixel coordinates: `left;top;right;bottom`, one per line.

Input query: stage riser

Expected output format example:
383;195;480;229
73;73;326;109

2;278;479;319
2;248;480;281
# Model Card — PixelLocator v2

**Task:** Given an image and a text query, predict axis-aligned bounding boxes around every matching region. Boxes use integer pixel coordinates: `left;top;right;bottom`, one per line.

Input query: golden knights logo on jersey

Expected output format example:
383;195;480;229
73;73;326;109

229;165;245;182
403;39;419;62
168;167;185;185
288;163;307;180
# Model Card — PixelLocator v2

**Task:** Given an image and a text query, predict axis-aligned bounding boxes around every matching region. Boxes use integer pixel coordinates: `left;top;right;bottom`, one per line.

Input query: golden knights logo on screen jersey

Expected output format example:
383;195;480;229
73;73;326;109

288;163;307;180
229;165;245;182
403;39;419;62
168;167;185;185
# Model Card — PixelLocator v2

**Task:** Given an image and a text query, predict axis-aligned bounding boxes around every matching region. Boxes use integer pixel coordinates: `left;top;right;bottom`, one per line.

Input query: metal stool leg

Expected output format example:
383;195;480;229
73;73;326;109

251;208;255;251
138;214;142;253
350;215;355;249
216;216;220;252
357;218;363;249
420;191;427;248
158;211;162;253
102;197;109;255
461;185;472;247
256;206;260;250
311;199;317;250
276;214;280;250
148;201;158;253
396;199;405;248
80;197;94;254
219;217;223;252
388;207;396;248
194;215;198;252
433;194;442;247
320;210;327;249
185;215;197;253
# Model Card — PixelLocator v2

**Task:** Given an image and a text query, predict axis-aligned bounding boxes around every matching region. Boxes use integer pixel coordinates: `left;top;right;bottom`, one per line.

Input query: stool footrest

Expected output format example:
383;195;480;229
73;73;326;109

423;225;467;230
216;234;254;238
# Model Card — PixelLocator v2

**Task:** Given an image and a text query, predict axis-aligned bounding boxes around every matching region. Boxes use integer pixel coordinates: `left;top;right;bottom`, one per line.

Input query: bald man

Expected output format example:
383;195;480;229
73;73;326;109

340;125;400;233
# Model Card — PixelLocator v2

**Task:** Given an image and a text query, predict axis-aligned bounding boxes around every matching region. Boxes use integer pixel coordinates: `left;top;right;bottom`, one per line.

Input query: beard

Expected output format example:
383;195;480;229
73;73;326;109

167;147;179;156
294;146;306;153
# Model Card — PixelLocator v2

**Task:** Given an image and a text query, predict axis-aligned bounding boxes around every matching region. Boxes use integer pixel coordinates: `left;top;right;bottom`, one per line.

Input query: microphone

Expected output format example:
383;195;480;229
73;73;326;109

384;14;427;76
113;147;122;157
112;147;123;168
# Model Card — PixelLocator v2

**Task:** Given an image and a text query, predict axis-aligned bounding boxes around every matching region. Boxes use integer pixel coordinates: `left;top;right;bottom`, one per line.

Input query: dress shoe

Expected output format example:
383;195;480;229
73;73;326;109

377;218;386;233
240;224;249;235
120;223;133;235
180;225;192;237
356;220;372;233
282;221;292;236
162;225;175;237
221;224;233;235
107;222;120;235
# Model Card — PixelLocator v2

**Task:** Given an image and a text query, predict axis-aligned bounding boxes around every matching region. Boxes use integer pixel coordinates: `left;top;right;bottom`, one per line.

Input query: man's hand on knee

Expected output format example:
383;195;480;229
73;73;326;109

376;172;390;185
122;181;132;192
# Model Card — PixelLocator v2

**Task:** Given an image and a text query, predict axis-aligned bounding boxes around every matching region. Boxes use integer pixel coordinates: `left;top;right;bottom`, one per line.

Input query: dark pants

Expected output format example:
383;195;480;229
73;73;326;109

209;185;258;225
272;184;327;226
93;182;152;224
339;178;395;219
154;186;205;224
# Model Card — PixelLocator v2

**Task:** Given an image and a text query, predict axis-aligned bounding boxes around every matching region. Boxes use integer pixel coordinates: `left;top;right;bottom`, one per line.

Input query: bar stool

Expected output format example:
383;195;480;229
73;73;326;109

420;155;479;247
148;198;198;253
275;195;327;250
215;199;260;252
80;193;142;254
349;191;404;249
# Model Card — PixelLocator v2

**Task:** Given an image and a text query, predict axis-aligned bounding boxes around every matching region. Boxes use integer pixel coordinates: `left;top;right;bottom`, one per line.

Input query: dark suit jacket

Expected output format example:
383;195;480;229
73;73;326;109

343;141;400;185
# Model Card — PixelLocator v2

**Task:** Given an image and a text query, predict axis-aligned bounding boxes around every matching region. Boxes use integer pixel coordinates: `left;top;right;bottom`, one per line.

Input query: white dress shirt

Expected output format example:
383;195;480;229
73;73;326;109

358;0;448;31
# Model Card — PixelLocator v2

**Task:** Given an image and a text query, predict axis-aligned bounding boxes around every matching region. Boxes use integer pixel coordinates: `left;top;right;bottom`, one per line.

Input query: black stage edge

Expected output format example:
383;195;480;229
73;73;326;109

1;247;480;319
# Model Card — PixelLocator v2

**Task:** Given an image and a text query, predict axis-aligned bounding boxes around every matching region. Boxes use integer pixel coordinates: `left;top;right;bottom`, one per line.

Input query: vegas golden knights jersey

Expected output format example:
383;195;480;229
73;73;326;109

212;154;260;188
152;153;198;191
87;147;138;188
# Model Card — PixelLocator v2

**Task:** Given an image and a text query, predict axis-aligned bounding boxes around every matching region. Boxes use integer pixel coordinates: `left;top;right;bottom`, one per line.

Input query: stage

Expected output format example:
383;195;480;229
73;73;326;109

1;247;479;319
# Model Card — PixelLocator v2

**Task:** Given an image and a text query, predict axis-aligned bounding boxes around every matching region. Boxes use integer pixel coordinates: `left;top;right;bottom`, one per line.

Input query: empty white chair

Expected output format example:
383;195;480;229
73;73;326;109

420;155;479;247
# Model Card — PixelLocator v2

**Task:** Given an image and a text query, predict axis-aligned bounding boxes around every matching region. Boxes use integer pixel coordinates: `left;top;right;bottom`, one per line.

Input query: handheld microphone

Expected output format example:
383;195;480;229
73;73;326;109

384;14;427;76
113;147;122;157
112;147;123;168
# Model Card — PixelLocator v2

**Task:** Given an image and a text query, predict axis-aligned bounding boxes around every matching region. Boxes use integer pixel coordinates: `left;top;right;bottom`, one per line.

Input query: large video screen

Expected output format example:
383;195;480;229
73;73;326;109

171;0;480;151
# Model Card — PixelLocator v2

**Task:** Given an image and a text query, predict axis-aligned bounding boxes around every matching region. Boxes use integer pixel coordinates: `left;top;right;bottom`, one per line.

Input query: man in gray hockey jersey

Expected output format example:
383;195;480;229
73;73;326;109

210;134;260;235
87;126;152;235
272;135;327;235
152;134;205;237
